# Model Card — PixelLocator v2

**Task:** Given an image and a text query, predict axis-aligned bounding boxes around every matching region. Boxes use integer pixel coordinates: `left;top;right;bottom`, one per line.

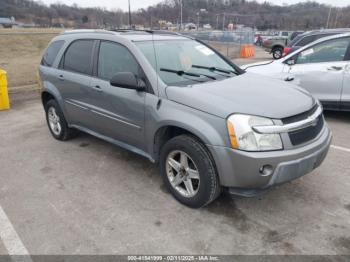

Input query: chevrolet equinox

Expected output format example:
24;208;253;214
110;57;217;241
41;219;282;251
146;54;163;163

38;30;332;208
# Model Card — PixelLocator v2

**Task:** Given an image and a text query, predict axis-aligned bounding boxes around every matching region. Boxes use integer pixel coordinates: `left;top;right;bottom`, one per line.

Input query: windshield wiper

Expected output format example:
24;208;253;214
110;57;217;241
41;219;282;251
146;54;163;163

160;68;216;81
192;65;236;75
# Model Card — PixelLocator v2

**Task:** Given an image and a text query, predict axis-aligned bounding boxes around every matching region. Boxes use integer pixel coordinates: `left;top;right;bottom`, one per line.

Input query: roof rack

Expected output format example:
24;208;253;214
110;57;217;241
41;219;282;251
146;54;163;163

59;28;195;40
60;29;116;35
111;28;184;36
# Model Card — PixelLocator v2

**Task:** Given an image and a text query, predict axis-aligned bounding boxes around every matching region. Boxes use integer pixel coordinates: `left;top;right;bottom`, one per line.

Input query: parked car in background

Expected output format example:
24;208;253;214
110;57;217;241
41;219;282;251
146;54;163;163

283;28;350;56
243;33;350;111
263;31;303;59
39;29;331;208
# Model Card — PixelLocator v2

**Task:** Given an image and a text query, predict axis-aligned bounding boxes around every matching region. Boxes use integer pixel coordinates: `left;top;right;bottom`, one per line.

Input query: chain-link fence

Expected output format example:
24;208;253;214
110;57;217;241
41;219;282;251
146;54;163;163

181;30;255;59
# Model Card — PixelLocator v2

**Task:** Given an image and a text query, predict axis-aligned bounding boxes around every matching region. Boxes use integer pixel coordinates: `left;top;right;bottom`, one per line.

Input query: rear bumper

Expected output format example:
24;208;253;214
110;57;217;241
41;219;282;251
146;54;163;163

207;125;332;195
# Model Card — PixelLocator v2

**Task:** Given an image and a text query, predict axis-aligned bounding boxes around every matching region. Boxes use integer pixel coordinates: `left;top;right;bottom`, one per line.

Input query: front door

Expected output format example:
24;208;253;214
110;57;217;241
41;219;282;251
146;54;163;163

89;41;146;150
285;36;350;109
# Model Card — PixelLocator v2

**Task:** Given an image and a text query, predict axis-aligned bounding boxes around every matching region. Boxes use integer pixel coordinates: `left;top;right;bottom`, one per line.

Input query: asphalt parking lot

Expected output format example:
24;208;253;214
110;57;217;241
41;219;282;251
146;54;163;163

0;89;349;256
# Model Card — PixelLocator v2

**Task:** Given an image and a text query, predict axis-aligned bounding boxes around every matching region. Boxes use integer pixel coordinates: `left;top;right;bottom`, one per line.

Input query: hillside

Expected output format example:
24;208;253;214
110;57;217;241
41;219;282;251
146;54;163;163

1;0;350;30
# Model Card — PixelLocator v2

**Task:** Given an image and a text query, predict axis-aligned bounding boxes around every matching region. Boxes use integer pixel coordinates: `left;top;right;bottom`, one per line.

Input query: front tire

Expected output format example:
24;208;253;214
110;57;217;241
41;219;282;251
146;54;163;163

160;135;221;208
44;99;77;141
272;47;283;59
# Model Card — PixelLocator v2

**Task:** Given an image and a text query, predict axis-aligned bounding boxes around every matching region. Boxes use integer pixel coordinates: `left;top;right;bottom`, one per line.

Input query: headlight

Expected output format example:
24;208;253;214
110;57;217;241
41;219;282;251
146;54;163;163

227;114;283;151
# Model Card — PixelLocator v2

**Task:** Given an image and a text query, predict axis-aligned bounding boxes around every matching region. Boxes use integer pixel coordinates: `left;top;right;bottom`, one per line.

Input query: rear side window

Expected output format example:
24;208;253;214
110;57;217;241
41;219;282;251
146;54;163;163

41;40;64;67
63;40;94;75
296;35;316;47
314;33;335;41
288;34;303;47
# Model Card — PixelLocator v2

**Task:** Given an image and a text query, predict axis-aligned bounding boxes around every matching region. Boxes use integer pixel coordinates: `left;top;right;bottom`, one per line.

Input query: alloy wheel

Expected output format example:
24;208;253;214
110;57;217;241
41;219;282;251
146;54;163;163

165;150;200;198
47;107;62;136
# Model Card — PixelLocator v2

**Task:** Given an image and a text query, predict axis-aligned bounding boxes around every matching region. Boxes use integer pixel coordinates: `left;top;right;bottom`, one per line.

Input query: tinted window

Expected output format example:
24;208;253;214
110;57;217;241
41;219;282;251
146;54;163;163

314;33;335;41
98;41;140;80
296;35;316;47
290;32;303;41
288;34;304;47
41;40;64;67
63;40;94;75
296;37;350;64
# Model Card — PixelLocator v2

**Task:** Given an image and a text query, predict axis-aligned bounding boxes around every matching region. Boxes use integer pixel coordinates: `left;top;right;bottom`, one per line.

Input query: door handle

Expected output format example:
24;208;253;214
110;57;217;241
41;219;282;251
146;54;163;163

58;75;64;81
327;66;343;71
284;76;295;82
92;85;103;92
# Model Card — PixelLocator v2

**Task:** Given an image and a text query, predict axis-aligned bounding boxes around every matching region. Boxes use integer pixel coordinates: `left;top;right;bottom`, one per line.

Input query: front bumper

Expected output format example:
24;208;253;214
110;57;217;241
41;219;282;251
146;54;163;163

207;125;332;196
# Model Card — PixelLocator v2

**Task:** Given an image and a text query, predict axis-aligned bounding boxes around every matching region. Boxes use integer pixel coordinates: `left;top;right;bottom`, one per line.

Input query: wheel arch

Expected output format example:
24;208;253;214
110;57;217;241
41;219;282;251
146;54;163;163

41;82;69;121
152;122;223;165
41;91;56;107
272;45;284;51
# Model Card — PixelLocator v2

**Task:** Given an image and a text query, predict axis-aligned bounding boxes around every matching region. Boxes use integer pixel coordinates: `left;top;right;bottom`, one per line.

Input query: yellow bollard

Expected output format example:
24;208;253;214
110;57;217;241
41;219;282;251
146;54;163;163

0;69;10;110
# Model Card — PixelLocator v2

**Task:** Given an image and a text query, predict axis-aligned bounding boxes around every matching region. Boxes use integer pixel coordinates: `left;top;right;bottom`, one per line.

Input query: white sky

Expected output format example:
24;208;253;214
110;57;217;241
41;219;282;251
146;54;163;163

40;0;350;10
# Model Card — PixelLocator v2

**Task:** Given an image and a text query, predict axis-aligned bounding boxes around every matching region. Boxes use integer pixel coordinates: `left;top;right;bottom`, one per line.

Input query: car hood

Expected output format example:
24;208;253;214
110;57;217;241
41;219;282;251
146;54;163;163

165;72;315;119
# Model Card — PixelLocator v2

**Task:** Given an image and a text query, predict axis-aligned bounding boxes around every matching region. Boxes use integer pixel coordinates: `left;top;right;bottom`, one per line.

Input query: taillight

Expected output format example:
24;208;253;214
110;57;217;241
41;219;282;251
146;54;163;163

283;47;292;55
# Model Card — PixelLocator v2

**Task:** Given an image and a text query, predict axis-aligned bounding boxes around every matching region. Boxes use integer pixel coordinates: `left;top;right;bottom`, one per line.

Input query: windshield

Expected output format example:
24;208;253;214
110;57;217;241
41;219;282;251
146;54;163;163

135;40;237;86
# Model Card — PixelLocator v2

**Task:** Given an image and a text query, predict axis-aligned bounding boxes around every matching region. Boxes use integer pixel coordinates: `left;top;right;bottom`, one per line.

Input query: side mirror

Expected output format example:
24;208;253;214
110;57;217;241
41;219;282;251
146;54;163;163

110;72;146;91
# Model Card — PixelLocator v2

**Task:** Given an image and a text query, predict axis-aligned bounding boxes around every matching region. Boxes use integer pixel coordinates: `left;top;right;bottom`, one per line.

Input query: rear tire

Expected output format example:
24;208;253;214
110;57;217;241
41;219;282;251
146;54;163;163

272;47;283;59
44;99;77;141
160;135;221;208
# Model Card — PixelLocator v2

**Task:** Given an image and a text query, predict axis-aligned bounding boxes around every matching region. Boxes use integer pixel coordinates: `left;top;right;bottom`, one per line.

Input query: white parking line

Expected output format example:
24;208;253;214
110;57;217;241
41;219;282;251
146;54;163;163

0;205;32;262
331;145;350;153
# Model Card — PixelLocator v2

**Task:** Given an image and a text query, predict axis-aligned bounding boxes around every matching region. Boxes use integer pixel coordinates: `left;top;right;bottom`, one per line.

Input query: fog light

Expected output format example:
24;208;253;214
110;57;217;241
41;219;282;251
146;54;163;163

259;165;274;177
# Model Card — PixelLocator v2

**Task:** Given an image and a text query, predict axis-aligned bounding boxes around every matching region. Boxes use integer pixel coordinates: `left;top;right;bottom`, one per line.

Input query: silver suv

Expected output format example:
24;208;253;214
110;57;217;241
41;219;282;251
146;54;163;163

39;30;332;208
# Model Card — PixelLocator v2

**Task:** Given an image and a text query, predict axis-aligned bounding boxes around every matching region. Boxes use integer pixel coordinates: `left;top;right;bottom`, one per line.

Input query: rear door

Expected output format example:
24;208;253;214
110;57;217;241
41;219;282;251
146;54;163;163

285;36;350;109
55;39;96;127
89;40;146;150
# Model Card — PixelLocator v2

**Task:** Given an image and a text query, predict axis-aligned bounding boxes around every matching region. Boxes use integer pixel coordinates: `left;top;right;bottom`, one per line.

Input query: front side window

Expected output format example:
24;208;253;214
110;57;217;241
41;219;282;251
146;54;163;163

296;37;350;64
136;40;237;86
41;40;64;67
98;41;140;80
63;40;94;75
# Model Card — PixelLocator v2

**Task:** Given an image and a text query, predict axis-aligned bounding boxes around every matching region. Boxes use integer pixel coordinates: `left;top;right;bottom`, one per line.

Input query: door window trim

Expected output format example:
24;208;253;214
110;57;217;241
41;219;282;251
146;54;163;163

92;39;154;94
59;39;97;77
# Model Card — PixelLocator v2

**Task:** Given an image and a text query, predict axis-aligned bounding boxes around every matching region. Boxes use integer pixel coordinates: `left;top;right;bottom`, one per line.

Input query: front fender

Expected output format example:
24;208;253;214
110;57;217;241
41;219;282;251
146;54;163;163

145;96;229;159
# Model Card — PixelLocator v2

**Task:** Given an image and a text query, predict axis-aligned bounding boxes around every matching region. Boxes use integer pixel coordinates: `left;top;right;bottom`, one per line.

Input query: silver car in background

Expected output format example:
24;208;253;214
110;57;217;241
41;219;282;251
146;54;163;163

243;33;350;111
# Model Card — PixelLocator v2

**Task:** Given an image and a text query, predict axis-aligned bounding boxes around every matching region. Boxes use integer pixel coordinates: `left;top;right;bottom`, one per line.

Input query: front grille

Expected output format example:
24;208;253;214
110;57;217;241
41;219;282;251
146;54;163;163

282;104;318;124
282;105;324;146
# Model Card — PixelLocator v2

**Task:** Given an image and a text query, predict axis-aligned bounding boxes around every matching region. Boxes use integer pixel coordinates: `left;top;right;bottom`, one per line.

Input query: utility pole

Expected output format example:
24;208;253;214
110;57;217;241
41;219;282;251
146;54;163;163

334;8;340;28
222;13;226;31
128;0;132;28
180;0;183;31
197;12;200;31
216;14;219;30
326;6;332;29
